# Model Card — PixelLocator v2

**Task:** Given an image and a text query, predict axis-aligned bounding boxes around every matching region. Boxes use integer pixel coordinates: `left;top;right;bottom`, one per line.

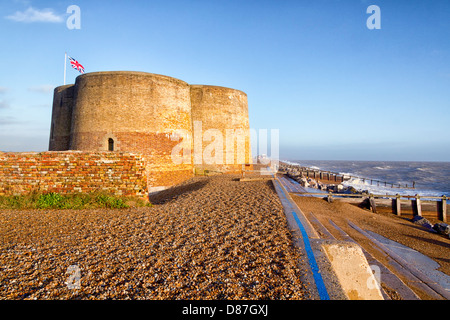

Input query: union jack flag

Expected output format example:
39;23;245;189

68;56;85;74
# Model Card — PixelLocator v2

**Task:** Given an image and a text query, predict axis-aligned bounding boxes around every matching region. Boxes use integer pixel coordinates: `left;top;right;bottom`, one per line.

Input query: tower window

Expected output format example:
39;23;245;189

108;138;114;151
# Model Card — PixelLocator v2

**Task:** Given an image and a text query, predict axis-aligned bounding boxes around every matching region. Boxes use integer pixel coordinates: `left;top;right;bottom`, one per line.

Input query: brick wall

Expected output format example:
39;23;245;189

0;151;148;197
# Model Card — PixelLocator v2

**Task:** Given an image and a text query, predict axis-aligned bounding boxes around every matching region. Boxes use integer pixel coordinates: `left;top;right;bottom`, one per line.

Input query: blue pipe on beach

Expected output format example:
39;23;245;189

275;179;330;300
291;210;330;300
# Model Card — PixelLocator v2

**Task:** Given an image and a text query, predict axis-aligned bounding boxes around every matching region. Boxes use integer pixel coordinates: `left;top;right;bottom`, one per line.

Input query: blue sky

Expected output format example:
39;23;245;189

0;0;449;161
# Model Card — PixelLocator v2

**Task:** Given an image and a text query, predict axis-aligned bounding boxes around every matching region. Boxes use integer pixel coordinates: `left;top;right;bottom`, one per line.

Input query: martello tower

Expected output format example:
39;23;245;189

49;71;252;190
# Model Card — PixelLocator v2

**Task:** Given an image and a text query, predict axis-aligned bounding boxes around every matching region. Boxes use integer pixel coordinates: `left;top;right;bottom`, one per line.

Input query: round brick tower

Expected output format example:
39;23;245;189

49;84;75;151
49;71;253;191
190;85;252;173
69;71;194;189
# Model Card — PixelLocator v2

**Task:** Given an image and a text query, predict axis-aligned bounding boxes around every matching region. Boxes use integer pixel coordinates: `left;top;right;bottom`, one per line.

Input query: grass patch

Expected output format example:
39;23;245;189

0;192;152;210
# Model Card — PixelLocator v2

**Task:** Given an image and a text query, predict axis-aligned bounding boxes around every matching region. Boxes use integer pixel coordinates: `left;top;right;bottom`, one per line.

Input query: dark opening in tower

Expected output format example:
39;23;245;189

108;138;114;151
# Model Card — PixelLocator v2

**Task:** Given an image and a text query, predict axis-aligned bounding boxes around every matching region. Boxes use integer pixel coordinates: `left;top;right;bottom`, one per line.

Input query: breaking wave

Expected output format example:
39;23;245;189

286;160;450;197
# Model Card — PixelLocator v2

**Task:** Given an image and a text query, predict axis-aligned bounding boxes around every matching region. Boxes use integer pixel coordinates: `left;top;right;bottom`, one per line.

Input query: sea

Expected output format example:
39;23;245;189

285;160;450;198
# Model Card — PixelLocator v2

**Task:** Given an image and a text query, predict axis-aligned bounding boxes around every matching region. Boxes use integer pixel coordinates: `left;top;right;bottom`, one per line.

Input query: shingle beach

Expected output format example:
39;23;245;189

0;175;308;300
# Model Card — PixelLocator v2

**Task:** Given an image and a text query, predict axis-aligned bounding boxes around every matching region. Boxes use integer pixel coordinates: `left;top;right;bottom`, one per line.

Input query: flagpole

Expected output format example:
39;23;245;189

64;52;67;85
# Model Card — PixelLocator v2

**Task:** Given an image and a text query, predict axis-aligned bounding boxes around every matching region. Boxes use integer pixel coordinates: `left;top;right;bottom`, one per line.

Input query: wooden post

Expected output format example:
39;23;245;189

438;195;447;223
412;194;422;217
392;194;401;216
327;192;333;203
369;194;377;213
320;172;323;179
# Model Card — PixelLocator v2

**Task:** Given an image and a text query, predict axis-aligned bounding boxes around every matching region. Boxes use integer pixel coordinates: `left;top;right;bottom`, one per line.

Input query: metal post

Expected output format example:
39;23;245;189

64;52;67;85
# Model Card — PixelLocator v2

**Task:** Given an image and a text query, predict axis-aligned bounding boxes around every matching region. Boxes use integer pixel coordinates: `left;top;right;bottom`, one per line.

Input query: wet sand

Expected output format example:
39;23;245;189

0;175;308;300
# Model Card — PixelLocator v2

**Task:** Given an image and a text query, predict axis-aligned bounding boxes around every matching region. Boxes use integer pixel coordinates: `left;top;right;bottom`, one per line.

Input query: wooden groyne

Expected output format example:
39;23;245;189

295;192;448;223
280;162;416;189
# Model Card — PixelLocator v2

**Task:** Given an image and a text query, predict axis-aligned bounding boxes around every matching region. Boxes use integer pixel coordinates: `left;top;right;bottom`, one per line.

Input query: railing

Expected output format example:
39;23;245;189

292;191;448;222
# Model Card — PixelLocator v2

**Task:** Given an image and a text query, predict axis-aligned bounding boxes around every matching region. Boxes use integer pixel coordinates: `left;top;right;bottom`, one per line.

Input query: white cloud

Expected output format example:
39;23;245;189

0;87;9;94
6;7;64;23
28;84;55;93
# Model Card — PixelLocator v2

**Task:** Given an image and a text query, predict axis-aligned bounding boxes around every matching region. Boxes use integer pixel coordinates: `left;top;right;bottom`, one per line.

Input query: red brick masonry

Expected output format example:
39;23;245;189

0;151;149;197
